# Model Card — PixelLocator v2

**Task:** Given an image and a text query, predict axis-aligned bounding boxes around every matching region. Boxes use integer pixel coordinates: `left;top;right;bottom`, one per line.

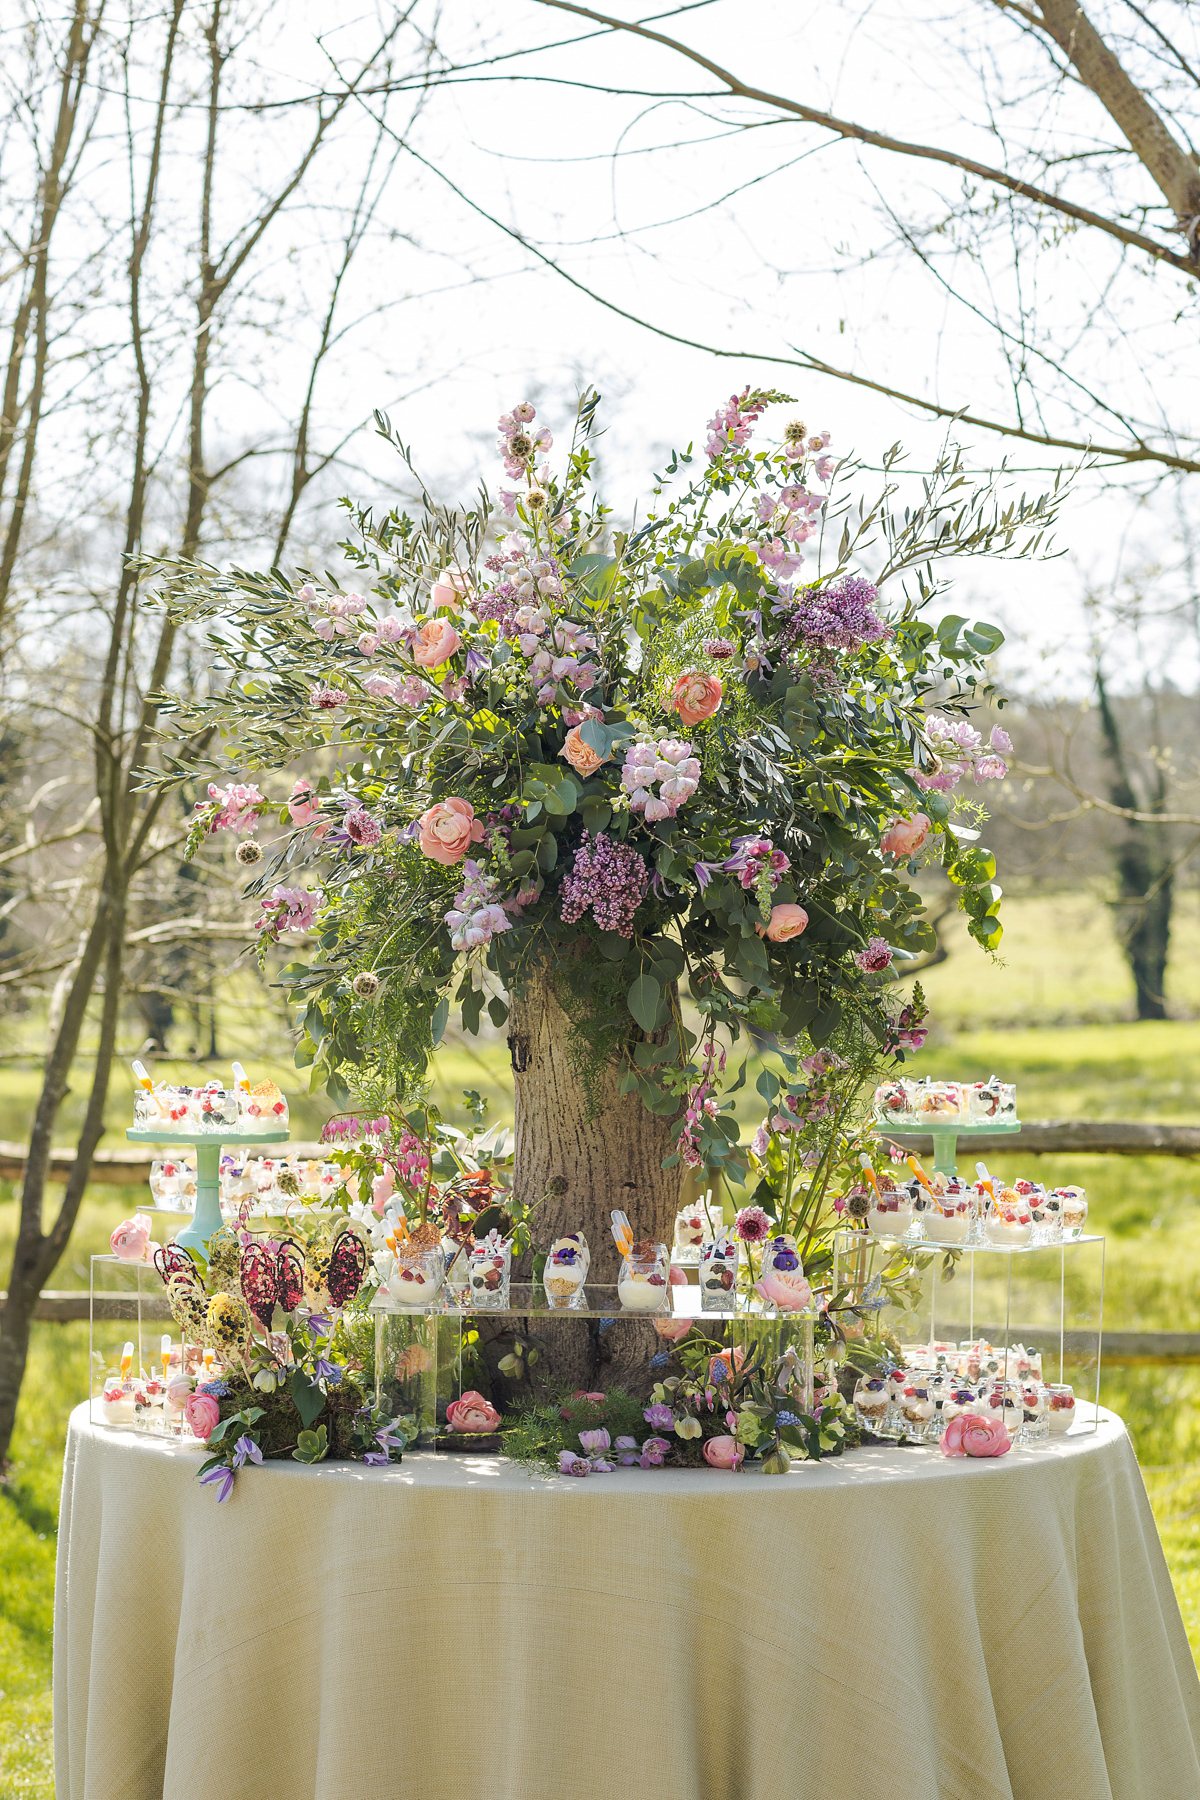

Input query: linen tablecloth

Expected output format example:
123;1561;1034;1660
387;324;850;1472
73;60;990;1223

55;1403;1200;1800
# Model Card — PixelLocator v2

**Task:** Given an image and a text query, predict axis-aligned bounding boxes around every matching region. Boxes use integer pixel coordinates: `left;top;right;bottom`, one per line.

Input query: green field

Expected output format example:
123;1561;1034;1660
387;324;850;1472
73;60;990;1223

4;890;1200;1794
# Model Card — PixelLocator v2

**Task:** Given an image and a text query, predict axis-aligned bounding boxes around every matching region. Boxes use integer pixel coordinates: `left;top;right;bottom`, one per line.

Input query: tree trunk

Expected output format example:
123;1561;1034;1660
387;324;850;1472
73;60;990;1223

499;955;683;1399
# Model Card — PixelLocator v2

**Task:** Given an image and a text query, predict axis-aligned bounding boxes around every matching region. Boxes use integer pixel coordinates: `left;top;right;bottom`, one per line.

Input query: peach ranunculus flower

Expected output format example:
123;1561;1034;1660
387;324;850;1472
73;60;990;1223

183;1392;221;1441
110;1213;155;1261
880;813;931;858
445;1390;501;1433
754;902;809;943
940;1413;1011;1458
671;670;723;727
560;724;609;779
429;566;473;611
702;1435;744;1470
417;797;485;866
412;617;461;668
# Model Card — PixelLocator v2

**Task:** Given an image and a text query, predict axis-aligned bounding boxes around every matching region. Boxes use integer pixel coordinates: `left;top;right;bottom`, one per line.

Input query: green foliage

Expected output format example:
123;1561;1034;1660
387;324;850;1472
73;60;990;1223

147;388;1064;1181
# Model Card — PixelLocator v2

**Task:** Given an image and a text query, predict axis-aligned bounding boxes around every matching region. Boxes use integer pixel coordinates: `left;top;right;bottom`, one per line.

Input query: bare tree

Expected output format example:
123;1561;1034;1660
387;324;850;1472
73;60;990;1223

0;1;448;1466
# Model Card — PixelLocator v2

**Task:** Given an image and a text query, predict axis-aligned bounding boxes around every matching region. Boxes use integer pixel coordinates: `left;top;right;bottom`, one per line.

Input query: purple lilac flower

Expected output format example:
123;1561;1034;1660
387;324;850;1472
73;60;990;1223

644;1402;674;1430
200;1465;234;1503
559;832;648;938
782;574;888;653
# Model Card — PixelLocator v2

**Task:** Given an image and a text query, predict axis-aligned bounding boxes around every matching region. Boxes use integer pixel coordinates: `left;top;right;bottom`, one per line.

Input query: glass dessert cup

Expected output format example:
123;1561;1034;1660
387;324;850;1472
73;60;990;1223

1058;1189;1088;1238
853;1375;895;1437
923;1197;970;1245
969;1078;1017;1123
982;1382;1024;1440
617;1243;671;1313
1018;1383;1050;1445
939;1382;983;1427
867;1195;914;1243
698;1233;738;1311
873;1078;914;1125
1028;1190;1063;1245
544;1233;590;1309
1046;1384;1076;1434
914;1080;968;1122
467;1239;513;1310
984;1195;1033;1249
673;1206;711;1255
899;1377;937;1443
385;1246;446;1310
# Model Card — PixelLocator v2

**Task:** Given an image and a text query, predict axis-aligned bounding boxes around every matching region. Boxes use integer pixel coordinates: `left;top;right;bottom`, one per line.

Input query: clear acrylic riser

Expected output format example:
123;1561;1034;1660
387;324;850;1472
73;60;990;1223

833;1228;1104;1430
89;1254;177;1431
371;1283;816;1446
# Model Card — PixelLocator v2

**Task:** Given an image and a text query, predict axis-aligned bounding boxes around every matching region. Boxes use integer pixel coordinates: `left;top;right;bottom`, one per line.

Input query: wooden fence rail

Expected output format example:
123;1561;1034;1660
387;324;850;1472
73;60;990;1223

2;1121;1200;1187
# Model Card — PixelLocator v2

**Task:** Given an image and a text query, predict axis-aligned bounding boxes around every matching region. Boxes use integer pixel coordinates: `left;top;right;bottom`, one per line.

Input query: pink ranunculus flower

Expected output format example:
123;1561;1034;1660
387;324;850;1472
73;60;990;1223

754;1269;813;1313
412;617;461;668
110;1213;155;1261
702;1435;744;1470
941;1413;1011;1458
446;1391;501;1434
755;903;809;943
417;797;485;866
183;1392;221;1442
671;670;723;727
654;1316;692;1342
430;566;473;611
560;724;609;779
880;813;931;858
571;1390;607;1404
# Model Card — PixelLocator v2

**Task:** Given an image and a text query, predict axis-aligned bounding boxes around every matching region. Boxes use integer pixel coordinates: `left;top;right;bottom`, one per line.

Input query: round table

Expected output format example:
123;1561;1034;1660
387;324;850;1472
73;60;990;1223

55;1403;1200;1800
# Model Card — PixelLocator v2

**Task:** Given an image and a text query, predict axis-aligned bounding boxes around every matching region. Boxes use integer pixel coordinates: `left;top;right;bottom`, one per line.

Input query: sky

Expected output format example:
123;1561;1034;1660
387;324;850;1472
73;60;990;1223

17;0;1199;700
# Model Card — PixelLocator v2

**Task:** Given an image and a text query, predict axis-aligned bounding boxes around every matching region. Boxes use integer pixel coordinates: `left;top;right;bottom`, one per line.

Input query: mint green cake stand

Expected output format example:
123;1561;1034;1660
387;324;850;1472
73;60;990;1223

879;1116;1021;1177
126;1128;290;1257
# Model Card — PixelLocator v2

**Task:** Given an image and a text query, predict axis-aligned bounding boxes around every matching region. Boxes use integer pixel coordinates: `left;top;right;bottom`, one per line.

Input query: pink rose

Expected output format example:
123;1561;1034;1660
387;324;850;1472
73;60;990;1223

671;671;723;727
430;566;473;611
880;813;931;858
941;1413;1011;1458
445;1390;501;1434
417;797;485;865
702;1435;744;1470
560;724;609;779
754;902;808;943
183;1392;221;1441
412;617;461;668
110;1213;154;1262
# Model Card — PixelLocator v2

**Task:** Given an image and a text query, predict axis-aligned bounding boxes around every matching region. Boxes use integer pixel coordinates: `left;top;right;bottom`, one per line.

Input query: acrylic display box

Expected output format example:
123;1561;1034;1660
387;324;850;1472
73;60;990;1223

89;1254;178;1431
370;1282;816;1446
833;1228;1105;1430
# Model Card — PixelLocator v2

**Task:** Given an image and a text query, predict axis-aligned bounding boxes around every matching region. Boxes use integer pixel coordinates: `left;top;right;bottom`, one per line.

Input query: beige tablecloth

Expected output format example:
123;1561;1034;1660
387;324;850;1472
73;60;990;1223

55;1403;1200;1800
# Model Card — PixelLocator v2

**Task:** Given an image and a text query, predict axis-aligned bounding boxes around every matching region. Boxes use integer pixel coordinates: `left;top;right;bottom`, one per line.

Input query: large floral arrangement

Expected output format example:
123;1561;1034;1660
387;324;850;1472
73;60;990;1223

155;388;1057;1276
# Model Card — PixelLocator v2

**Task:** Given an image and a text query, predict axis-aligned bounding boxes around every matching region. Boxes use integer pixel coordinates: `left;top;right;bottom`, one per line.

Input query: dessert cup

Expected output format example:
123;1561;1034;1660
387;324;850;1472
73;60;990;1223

385;1246;446;1310
698;1231;738;1311
867;1192;914;1243
1018;1383;1049;1444
544;1232;590;1308
984;1192;1033;1249
1046;1384;1076;1434
617;1242;670;1313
